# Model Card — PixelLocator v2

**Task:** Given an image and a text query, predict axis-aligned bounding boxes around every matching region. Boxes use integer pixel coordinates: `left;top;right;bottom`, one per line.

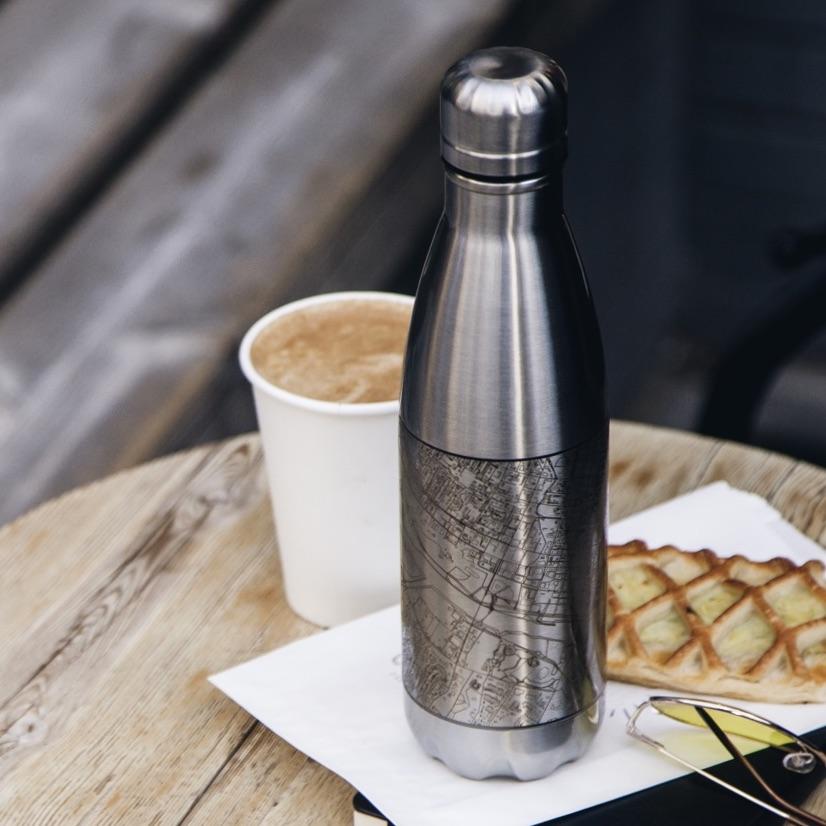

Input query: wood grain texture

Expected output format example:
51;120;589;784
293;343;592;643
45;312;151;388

0;422;824;824
0;0;514;526
0;0;249;285
0;435;317;823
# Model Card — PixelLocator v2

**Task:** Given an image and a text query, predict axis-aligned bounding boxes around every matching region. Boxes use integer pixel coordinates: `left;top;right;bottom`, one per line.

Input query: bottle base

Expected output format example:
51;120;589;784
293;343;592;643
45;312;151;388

404;693;603;781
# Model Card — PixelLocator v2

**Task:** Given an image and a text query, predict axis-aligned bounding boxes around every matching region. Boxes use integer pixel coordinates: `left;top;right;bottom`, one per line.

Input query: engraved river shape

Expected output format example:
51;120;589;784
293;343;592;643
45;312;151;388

401;428;607;729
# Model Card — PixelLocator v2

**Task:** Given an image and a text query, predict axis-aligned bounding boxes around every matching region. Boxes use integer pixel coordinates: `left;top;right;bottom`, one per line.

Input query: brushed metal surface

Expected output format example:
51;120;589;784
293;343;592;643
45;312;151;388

440;46;568;177
400;46;607;781
400;169;605;460
400;426;607;729
404;693;603;781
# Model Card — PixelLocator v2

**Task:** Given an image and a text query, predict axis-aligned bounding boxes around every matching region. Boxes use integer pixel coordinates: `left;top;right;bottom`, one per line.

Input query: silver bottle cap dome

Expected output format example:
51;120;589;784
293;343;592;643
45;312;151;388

440;47;567;178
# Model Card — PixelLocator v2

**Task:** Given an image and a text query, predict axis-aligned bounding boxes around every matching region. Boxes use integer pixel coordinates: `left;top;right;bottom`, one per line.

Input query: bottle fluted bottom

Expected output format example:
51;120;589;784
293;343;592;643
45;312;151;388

404;691;603;781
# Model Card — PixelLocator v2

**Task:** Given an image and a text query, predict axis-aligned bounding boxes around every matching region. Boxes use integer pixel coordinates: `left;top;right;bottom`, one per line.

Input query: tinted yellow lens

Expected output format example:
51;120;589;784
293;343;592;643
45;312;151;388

652;700;794;748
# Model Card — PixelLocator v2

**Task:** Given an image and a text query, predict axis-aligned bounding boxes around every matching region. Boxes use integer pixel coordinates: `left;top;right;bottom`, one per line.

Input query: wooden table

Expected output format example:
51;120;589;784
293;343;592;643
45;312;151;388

2;421;825;824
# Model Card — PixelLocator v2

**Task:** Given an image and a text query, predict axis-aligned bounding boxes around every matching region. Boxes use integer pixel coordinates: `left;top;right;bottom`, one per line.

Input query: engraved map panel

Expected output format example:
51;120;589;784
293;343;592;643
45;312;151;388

401;428;606;729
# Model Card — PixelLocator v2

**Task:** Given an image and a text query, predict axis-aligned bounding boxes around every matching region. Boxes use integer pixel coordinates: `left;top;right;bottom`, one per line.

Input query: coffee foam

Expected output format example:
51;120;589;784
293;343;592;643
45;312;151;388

250;298;412;404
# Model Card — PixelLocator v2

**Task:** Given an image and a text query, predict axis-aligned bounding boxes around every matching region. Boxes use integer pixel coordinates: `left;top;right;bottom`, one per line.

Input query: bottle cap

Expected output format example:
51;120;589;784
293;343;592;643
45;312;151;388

440;47;567;178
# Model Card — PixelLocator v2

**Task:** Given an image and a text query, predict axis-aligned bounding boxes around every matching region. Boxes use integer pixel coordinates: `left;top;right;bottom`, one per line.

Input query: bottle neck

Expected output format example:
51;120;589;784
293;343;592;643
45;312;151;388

443;167;563;231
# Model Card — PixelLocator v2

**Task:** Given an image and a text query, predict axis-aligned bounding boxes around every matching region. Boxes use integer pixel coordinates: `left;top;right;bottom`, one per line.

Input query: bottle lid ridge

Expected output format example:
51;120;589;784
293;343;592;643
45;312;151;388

440;47;568;178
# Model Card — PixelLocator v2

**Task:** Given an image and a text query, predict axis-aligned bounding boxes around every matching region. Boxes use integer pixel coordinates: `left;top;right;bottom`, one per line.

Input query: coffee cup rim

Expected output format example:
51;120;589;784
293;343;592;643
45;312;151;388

239;290;414;417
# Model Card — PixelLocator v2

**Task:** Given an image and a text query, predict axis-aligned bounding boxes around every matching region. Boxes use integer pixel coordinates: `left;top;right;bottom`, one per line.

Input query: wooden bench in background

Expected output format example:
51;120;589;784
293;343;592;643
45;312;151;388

0;0;608;525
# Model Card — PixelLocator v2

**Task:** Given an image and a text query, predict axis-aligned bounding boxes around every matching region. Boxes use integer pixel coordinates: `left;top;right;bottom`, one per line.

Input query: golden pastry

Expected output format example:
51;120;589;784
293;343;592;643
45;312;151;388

606;540;826;702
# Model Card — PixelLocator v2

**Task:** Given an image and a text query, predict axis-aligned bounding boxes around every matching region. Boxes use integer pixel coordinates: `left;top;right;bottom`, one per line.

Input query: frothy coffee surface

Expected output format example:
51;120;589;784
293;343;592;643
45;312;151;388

250;298;412;403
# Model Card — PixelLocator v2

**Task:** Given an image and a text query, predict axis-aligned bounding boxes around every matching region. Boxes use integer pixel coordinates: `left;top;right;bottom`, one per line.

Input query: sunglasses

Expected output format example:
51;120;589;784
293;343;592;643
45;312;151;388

627;696;826;826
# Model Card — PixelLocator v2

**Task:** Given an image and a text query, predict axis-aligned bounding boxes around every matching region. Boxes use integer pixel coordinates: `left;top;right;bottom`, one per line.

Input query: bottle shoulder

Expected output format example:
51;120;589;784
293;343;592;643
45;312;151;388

401;213;605;460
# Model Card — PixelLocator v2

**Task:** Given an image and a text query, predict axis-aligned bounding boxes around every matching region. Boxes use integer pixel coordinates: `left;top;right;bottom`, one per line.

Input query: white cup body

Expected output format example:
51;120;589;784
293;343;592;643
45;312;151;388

239;291;412;626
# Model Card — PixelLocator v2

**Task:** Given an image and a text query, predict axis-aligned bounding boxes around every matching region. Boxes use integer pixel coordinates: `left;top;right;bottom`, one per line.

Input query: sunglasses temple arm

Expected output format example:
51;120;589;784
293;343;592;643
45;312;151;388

637;740;809;824
628;706;802;824
696;707;826;826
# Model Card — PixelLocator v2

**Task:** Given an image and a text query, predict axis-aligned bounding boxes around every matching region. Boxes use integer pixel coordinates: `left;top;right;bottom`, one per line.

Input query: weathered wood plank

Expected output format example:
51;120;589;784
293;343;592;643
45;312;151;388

0;0;519;526
0;444;214;723
610;423;826;548
179;724;308;824
0;0;260;291
0;436;317;823
257;762;354;826
764;459;826;547
607;421;724;519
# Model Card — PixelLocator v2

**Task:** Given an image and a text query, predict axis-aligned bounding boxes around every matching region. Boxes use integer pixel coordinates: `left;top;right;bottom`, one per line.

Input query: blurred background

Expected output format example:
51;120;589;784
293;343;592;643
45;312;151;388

1;0;825;526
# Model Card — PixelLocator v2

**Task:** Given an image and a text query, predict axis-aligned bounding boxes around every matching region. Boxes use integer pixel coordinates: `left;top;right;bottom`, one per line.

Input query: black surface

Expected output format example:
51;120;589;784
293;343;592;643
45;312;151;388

699;267;826;447
355;725;826;825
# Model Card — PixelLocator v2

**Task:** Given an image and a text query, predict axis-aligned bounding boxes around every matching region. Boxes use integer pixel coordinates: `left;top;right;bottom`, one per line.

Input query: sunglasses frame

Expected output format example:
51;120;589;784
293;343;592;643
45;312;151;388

627;695;826;826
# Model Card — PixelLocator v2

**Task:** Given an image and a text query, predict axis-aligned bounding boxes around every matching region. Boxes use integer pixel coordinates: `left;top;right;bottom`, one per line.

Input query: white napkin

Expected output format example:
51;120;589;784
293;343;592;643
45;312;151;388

210;482;826;826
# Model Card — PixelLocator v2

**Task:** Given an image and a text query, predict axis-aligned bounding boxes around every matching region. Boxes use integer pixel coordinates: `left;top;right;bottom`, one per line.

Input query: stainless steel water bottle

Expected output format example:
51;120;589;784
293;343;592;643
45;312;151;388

399;47;607;781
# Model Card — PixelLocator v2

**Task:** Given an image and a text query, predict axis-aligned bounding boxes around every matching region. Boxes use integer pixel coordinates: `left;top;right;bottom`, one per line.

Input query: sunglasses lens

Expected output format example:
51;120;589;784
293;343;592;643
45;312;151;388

633;699;826;825
651;699;795;748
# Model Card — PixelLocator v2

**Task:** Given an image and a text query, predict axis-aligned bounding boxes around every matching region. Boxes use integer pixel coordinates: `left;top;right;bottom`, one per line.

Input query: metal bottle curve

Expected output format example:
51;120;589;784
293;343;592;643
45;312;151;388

400;47;608;781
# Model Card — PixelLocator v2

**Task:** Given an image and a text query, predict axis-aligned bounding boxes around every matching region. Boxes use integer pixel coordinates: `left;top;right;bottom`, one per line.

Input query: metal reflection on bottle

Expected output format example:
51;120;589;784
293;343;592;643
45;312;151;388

400;44;608;780
401;425;607;730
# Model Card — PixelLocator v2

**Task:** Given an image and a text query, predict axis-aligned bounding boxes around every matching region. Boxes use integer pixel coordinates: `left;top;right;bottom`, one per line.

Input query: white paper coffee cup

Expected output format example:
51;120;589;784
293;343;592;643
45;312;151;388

239;291;413;627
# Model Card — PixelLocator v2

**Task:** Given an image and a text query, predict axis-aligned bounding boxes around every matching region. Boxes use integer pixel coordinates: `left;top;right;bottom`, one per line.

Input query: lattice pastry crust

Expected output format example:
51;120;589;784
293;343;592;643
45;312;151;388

607;540;826;702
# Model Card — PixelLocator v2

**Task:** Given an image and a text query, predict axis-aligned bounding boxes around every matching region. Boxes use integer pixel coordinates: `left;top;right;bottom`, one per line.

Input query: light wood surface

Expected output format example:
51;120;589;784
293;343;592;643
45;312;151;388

1;421;824;824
